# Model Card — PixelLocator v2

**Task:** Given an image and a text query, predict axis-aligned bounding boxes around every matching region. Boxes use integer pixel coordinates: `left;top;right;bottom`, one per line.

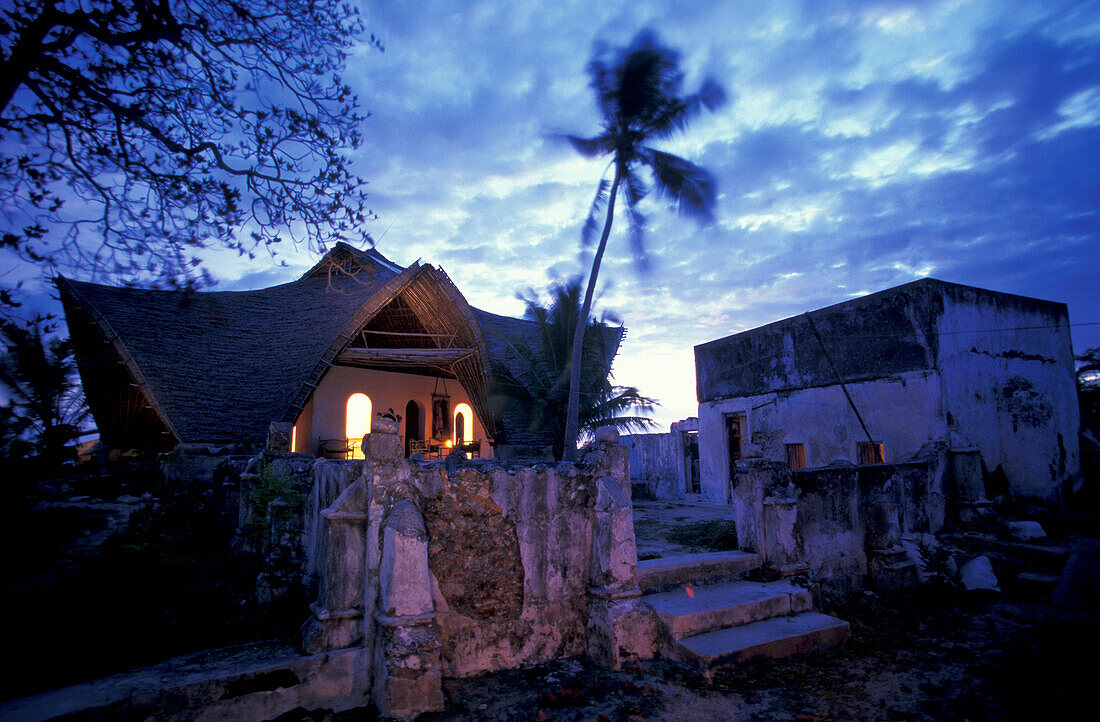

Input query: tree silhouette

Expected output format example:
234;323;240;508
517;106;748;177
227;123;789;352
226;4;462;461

0;318;88;467
490;279;655;461
0;0;380;301
560;29;725;460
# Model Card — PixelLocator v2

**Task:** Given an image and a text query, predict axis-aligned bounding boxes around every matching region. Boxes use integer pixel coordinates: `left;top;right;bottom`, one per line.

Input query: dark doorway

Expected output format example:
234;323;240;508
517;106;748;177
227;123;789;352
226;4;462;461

455;412;465;446
405;400;422;457
726;414;744;482
684;431;701;494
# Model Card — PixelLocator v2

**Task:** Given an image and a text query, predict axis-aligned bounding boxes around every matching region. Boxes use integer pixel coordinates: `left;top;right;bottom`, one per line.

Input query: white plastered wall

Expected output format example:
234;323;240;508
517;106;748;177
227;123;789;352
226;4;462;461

937;295;1079;503
303;365;490;458
697;370;946;503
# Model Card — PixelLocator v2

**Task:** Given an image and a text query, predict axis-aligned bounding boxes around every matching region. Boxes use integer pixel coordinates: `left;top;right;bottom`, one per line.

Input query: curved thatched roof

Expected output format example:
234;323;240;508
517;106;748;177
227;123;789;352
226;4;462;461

59;243;625;449
59;256;402;444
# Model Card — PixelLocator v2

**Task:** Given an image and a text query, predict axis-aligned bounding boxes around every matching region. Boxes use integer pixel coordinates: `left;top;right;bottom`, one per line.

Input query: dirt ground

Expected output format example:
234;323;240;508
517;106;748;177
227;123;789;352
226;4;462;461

290;588;1096;722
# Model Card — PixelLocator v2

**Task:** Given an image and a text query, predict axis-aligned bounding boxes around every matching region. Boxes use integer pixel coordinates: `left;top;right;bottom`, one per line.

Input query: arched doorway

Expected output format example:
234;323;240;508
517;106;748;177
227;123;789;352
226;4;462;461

453;402;474;453
346;393;372;459
405;400;422;456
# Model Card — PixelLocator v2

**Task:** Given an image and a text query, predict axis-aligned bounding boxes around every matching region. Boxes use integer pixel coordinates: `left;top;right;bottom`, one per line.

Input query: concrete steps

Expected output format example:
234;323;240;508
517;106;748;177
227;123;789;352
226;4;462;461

676;612;851;669
637;550;760;590
638;551;848;675
644;579;812;640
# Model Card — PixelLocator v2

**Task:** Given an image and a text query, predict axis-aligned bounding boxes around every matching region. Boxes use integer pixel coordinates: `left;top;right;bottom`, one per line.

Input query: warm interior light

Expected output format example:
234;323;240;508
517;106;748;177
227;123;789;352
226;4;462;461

444;439;453;448
346;393;372;459
453;403;474;446
291;425;297;454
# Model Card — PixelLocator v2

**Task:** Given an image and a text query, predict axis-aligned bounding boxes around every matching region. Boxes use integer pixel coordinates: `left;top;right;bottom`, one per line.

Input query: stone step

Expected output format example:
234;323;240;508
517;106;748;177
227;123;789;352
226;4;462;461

1011;571;1060;600
675;612;850;673
942;532;1069;575
644;580;812;640
637;551;760;590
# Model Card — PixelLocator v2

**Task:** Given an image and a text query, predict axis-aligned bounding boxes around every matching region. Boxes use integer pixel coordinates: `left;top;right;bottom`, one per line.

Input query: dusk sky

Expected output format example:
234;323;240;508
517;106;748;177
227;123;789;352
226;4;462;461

13;0;1100;430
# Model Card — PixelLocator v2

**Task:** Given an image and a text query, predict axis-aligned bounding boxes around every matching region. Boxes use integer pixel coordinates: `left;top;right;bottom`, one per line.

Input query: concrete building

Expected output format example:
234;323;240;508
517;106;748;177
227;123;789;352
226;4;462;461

694;278;1080;508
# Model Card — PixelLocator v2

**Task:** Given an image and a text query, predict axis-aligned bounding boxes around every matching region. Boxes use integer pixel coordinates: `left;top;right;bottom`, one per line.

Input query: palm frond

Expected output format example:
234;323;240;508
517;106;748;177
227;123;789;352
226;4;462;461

581;176;612;248
640;148;717;222
559;133;610;159
622;169;651;273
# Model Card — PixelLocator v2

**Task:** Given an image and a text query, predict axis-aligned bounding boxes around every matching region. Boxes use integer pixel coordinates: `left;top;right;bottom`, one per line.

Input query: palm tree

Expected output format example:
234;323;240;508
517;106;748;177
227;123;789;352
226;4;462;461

561;29;725;460
490;279;656;460
0;318;89;467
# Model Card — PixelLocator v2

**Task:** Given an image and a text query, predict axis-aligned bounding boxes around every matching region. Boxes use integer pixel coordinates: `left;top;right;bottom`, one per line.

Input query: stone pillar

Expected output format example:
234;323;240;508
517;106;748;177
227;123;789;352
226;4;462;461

761;496;807;575
865;490;918;592
301;479;370;654
586;471;657;669
373;500;444;718
268;421;293;455
731;451;789;555
950;448;995;529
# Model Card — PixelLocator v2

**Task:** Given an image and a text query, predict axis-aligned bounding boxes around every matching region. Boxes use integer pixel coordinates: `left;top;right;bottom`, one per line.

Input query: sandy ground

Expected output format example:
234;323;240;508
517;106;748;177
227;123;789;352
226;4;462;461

417;592;1096;722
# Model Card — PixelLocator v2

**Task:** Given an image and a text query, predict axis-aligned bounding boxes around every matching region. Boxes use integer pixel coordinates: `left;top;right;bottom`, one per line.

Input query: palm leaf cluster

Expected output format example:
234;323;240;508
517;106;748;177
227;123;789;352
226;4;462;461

0;319;89;466
490;279;656;461
561;29;725;459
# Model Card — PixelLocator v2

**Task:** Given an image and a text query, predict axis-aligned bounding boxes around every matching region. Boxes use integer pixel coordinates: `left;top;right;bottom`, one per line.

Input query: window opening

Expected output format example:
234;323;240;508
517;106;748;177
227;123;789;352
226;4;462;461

786;443;806;470
453;402;474;455
346;393;372;459
858;442;885;465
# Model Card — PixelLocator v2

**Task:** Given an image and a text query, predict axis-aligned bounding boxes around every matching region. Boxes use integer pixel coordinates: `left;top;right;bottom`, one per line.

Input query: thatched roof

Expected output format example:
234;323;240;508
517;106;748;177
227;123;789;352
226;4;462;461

58;243;624;449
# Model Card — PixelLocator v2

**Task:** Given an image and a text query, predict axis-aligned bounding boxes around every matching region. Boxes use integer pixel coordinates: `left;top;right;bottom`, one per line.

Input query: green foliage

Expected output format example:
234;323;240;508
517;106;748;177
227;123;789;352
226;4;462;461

490;278;656;460
560;29;725;459
0;485;306;699
667;520;739;552
246;460;305;547
0;317;88;470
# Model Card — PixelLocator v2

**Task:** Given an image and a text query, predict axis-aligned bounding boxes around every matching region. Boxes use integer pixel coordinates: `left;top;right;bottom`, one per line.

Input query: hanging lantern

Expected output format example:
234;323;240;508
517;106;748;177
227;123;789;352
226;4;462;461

431;377;451;439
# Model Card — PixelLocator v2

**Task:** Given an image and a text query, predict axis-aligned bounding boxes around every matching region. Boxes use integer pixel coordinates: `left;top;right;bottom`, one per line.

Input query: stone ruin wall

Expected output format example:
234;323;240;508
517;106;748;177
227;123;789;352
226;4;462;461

295;420;654;718
730;444;966;599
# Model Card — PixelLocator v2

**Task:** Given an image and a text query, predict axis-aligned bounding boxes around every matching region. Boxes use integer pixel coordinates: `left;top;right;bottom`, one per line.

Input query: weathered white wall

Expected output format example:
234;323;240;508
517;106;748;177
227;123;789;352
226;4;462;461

937;290;1080;503
698;370;945;503
622;434;685;498
307;366;489;458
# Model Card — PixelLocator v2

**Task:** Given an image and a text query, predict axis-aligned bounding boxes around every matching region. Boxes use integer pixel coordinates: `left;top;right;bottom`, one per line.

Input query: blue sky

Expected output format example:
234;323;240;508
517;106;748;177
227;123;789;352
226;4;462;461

10;0;1100;429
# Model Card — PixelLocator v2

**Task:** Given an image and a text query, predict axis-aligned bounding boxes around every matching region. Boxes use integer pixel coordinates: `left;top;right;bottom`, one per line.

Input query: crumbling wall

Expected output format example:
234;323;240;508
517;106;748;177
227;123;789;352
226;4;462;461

726;453;946;597
301;421;650;718
936;286;1080;505
697;371;944;503
621;419;697;499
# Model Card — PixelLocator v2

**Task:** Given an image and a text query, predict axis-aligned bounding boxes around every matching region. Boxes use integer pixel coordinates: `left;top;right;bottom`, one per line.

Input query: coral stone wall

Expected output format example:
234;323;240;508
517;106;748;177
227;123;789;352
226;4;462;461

301;424;647;718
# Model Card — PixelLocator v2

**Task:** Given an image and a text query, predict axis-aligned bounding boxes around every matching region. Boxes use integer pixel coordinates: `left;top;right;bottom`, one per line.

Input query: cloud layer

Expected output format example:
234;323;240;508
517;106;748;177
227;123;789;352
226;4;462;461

17;0;1100;429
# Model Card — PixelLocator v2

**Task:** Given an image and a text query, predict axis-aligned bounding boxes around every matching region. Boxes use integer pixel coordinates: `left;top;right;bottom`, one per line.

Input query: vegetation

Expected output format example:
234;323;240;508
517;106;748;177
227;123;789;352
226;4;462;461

0;481;306;701
560;29;726;460
0;317;88;474
0;0;380;304
491;278;656;460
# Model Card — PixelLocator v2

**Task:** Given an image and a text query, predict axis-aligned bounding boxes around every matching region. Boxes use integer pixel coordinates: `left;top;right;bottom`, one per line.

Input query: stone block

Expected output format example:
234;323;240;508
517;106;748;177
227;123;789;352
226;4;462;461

380;501;433;618
366;431;403;462
267;422;293;455
585;597;657;669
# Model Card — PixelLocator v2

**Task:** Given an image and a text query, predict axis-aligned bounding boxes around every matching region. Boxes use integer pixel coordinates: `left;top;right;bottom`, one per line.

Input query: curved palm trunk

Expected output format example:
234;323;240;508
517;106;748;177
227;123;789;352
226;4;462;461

562;164;622;461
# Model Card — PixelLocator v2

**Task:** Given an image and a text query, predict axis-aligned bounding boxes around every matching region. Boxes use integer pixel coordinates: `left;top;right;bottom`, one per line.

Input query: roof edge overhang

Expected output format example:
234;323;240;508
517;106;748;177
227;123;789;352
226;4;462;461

55;276;183;445
281;262;425;425
282;262;498;438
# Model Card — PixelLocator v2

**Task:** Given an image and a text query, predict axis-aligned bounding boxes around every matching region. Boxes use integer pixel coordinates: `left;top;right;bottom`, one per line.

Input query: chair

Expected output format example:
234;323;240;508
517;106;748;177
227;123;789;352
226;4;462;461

320;438;351;459
408;439;430;457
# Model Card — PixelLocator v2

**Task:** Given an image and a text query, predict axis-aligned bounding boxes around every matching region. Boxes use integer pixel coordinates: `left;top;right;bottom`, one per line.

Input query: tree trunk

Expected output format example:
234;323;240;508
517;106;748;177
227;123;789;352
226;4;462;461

562;164;621;461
